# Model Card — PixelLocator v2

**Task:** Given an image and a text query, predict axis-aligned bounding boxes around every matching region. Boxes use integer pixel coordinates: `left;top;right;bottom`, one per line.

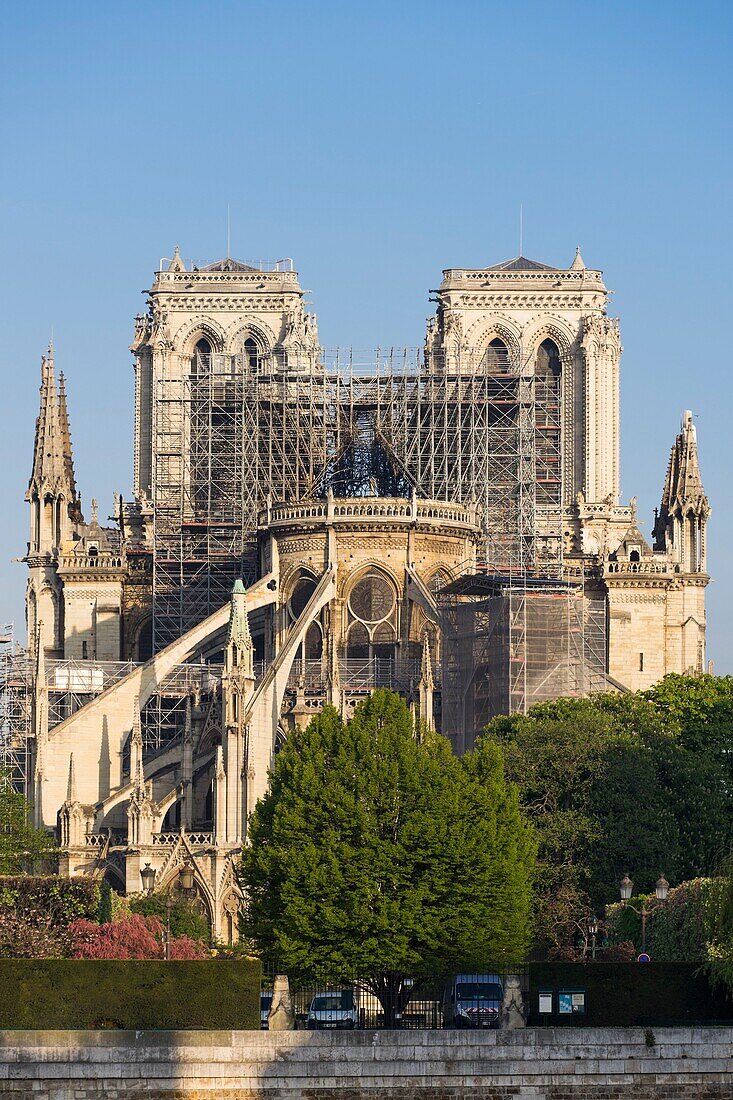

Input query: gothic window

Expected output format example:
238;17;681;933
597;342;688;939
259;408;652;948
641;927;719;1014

192;338;211;375
288;574;317;621
345;570;398;664
485;338;510;372
27;588;37;642
535;339;562;506
304;621;323;660
287;572;324;666
346;621;369;660
536;338;562;379
244;338;259;373
348;572;396;623
428;569;450;601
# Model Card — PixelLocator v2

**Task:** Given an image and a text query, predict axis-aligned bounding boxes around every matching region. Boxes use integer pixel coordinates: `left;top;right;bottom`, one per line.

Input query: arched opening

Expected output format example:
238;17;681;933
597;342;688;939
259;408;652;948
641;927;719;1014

54;497;63;548
304;621;323;660
485;337;510;372
192;338;212;375
31;494;40;551
288;574;317;621
536;338;562;380
535;339;562;507
43;495;54;549
629;549;640;563
346;621;369;660
27;588;37;643
244;338;259;373
372;622;396;662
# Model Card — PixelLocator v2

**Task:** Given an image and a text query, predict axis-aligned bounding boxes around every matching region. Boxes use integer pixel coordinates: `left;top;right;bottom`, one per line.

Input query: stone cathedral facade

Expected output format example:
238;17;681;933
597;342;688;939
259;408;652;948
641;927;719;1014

21;248;709;937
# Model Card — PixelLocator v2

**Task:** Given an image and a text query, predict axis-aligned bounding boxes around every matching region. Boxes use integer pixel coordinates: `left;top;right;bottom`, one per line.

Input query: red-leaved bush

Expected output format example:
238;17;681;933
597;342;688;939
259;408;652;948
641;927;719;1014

68;914;208;960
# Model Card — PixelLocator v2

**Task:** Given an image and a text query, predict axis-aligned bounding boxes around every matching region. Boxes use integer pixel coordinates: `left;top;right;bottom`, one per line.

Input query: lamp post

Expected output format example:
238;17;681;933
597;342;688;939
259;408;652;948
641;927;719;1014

619;873;669;955
140;862;156;896
588;914;599;960
164;893;173;961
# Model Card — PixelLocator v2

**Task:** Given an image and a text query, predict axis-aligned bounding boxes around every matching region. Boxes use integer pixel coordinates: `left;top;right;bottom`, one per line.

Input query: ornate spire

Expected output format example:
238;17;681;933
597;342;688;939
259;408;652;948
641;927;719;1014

227;579;252;652
66;753;77;802
570;246;586;271
57;371;78;507
658;411;710;520
420;631;434;691
26;347;81;523
130;698;144;792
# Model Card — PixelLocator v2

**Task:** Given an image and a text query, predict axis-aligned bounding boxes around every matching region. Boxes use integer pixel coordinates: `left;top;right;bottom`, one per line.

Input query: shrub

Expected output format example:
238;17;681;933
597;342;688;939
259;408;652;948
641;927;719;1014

0;912;70;959
0;875;100;926
68;914;209;960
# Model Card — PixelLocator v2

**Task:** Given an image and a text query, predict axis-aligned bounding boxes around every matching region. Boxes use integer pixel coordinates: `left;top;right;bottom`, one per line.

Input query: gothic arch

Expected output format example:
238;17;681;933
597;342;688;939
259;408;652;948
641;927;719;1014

523;315;575;359
223;318;276;356
464;316;521;360
338;560;401;602
175;317;227;356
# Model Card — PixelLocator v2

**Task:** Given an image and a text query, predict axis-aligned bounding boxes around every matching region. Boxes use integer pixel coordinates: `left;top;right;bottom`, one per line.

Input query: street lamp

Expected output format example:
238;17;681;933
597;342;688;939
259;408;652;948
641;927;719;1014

588;914;599;960
179;859;195;893
140;863;156;896
619;872;670;955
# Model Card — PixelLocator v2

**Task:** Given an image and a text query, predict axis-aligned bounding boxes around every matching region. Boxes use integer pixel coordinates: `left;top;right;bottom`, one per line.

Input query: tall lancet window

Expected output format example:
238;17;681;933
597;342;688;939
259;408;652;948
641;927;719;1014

193;338;211;375
244;338;259;374
535;339;562;510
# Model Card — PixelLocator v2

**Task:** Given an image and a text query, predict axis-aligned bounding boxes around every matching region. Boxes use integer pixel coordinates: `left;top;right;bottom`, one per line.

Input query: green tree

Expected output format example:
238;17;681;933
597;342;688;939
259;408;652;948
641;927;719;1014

480;695;679;952
240;690;534;1024
0;773;56;874
643;675;733;875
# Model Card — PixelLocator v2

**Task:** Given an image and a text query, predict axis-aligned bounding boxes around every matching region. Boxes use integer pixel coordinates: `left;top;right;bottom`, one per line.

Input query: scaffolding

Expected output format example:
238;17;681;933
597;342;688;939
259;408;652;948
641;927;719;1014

440;574;608;754
0;627;31;795
151;344;563;650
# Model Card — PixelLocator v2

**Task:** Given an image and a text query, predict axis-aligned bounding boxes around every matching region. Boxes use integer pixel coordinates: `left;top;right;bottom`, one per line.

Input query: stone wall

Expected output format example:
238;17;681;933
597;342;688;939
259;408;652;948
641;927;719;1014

1;1026;732;1098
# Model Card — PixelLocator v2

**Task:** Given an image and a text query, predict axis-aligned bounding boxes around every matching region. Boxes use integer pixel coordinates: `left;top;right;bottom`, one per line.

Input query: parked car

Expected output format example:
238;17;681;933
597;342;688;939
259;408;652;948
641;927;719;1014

306;989;358;1030
260;991;273;1030
442;974;503;1029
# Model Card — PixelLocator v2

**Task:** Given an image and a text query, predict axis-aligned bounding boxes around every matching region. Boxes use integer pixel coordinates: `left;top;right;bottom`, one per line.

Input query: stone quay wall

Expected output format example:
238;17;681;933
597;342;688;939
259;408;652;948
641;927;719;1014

0;1026;732;1098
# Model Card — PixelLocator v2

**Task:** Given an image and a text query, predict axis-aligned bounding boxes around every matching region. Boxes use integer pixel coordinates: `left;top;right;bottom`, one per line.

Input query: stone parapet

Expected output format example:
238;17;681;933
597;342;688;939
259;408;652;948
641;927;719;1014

1;1026;732;1098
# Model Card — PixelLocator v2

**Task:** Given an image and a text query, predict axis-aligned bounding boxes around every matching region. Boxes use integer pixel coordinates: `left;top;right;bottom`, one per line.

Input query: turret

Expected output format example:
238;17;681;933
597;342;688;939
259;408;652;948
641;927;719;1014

654;411;710;573
26;344;81;555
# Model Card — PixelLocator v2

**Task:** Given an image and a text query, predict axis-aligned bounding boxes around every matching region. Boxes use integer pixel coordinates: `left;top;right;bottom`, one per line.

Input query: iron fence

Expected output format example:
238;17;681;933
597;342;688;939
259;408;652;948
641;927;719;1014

260;966;529;1031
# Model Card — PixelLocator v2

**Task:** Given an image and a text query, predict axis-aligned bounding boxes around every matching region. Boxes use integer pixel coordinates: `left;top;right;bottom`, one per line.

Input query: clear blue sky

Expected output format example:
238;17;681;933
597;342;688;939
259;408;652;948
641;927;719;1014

1;1;731;670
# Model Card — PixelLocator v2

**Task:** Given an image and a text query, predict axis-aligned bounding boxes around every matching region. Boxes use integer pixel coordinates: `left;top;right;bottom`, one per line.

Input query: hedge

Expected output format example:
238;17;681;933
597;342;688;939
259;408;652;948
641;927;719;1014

0;876;100;925
528;962;732;1026
0;960;261;1029
605;879;726;962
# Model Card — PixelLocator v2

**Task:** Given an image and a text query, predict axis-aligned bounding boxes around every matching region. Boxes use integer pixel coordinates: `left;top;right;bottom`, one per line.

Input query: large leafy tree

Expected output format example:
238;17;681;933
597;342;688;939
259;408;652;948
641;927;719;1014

240;690;534;1022
481;678;733;954
480;695;678;951
0;772;56;874
643;674;733;875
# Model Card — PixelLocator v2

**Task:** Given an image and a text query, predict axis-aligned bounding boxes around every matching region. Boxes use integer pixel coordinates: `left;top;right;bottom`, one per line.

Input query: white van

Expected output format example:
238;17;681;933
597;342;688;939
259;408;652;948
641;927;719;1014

443;973;503;1029
306;989;358;1030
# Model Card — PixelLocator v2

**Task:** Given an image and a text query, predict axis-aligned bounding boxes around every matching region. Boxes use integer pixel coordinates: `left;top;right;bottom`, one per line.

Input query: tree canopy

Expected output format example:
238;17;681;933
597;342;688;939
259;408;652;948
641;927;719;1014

480;676;733;953
0;773;56;874
239;690;534;1015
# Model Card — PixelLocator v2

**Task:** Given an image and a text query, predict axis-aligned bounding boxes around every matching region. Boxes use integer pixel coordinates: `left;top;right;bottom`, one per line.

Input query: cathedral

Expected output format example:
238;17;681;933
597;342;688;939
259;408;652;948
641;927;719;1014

20;248;710;938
